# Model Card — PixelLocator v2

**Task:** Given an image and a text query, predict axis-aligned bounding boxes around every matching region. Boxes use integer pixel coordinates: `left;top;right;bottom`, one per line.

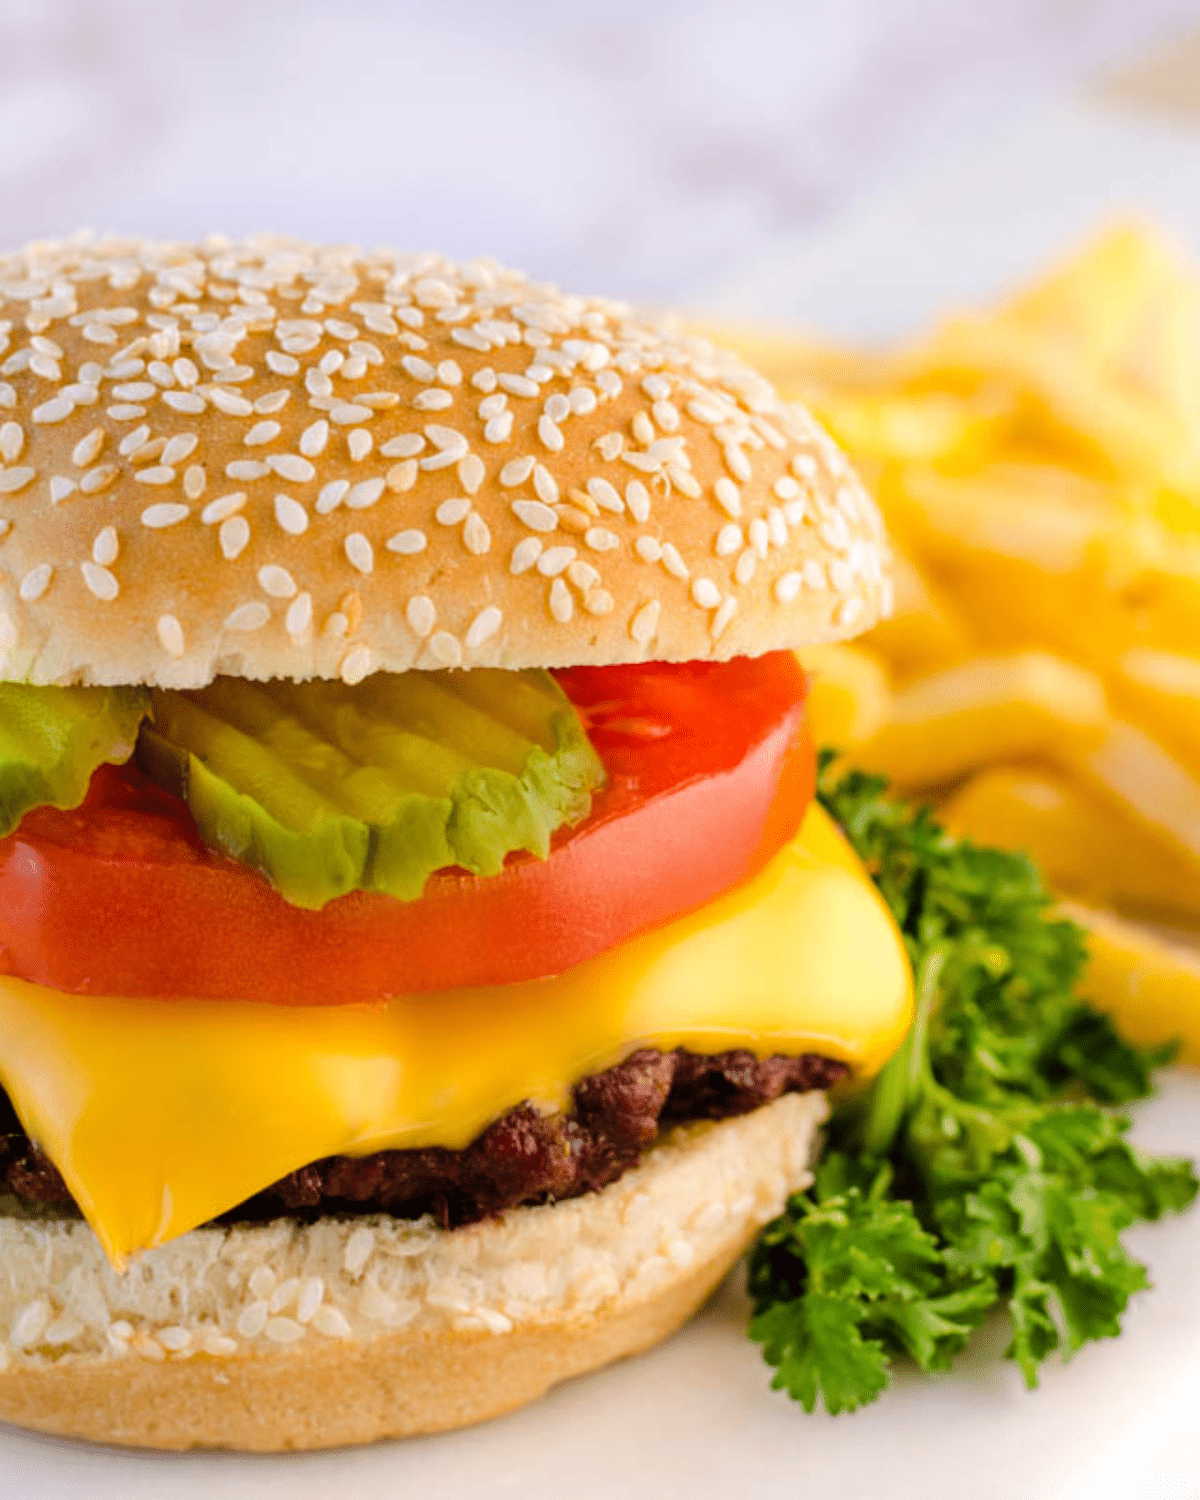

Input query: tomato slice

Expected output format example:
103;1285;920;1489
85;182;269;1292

0;653;812;1004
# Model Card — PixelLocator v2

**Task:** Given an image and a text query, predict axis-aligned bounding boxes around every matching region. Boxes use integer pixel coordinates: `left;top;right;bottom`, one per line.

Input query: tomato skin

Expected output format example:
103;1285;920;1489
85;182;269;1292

0;654;811;1004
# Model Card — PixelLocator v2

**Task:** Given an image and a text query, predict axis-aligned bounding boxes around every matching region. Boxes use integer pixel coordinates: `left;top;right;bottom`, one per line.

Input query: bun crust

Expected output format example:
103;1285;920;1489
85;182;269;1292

0;236;889;687
0;1092;824;1450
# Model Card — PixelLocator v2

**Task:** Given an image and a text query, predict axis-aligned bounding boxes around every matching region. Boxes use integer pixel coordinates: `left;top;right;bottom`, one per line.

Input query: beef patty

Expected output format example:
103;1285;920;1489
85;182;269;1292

0;1047;845;1230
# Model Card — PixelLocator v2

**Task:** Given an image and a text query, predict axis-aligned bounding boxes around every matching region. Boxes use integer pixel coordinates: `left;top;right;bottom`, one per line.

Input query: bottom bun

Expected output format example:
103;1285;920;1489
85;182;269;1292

0;1091;825;1451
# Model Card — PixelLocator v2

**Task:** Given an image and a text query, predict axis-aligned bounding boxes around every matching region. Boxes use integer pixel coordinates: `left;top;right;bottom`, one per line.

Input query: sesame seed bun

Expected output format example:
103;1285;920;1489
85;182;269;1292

0;1092;823;1451
0;235;890;688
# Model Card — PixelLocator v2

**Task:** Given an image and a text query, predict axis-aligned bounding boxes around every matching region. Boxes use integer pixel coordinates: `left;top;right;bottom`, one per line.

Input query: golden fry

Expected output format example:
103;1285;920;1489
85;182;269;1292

941;765;1200;925
854;652;1108;791
864;550;974;675
1060;899;1200;1065
798;644;891;749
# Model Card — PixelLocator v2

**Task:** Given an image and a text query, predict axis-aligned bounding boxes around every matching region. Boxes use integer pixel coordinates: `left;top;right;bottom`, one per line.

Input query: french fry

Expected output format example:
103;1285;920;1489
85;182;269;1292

1057;717;1200;870
1113;648;1200;765
861;550;974;676
798;644;891;749
853;652;1108;790
1060;899;1200;1064
941;765;1200;925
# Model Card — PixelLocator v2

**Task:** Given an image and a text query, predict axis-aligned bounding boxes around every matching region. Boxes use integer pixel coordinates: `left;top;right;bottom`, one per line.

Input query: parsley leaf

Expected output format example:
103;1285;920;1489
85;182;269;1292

749;759;1198;1413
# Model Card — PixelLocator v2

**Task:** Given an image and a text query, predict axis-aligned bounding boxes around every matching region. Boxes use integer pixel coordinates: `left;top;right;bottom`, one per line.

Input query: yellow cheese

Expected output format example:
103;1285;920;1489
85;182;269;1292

0;804;912;1264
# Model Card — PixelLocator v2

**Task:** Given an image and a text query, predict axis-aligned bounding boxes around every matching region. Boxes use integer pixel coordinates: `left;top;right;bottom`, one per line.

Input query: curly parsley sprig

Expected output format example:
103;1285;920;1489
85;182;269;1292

748;758;1198;1414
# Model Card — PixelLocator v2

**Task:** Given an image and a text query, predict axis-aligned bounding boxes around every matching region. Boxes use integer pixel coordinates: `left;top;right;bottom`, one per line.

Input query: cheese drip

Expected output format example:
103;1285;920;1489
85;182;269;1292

0;804;912;1264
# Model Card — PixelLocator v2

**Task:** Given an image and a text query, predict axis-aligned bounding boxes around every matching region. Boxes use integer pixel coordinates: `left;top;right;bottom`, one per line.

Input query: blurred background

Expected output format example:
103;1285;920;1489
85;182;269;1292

1;0;1199;307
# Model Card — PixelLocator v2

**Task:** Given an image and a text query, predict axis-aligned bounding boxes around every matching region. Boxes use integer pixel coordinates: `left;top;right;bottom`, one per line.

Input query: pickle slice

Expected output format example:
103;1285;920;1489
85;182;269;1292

140;669;604;909
0;684;149;837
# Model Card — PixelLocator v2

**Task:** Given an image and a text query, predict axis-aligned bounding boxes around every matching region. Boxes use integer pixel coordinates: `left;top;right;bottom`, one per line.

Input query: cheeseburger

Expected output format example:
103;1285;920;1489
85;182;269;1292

0;235;911;1450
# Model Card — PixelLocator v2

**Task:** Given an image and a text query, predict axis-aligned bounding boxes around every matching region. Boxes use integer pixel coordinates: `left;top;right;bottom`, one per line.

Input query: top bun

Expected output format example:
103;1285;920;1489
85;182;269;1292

0;235;890;687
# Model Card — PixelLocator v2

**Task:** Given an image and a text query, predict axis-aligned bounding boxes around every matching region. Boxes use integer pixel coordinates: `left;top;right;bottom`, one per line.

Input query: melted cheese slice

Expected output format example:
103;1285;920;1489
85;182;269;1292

0;804;912;1264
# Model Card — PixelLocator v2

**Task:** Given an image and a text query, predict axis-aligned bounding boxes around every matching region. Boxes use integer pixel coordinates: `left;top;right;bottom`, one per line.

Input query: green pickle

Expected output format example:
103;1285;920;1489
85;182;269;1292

0;683;149;837
140;668;605;909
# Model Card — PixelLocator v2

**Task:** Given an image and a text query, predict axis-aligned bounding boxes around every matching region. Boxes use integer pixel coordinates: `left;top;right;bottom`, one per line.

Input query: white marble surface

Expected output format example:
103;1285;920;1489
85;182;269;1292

1;0;1198;300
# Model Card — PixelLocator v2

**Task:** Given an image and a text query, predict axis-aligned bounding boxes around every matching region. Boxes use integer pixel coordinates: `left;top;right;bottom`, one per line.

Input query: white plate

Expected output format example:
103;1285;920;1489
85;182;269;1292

7;86;1200;1498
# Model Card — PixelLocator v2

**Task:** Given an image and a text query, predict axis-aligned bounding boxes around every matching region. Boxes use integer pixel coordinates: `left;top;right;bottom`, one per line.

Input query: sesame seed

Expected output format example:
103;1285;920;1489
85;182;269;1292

0;466;35;494
316;479;350;514
630;599;660;646
692;578;721;609
457;453;485;495
653;399;680;432
201;491;247;525
544;392;570;423
330;403;372;424
537;545;576;577
161;434;199;467
768;507;788;547
269;454;316;483
162;390;207;414
347;429;373;463
635;536;661;562
183;465;207;499
484;411;514;443
71;428;105;468
274;494;309;535
792;452;818;479
716;523;742;556
532;464;559;505
500;456;535;487
479;393;507;420
465;605;502;649
774;475;801;501
258;565;297;599
207;388;253;417
92;526;119;566
407;595;436;638
625;480;651;523
157;613;186;656
31;395;73;424
80;464;118;494
723;444;752;483
286;592;313;637
402;355;436;382
660;543;689;581
586;478;623;514
386;528;427;555
498;372;539;398
632;412;655;447
568;559;599;590
340;645;373;685
81;561;119;601
225;460;269;481
346;478;385;509
244;420;280;447
225;601;270;632
299;420;330;458
386;459;418;493
49;476;76;503
380;433;425;459
749;518;769;557
510;537;543;574
585;527;619;552
463;513;491;555
549;577;573;623
437;498;471;525
774;571;803;603
735;549;757;585
428;630;463;666
537;415;564;452
803;559;827;590
345;532;374;574
512;499;557;533
414;388;454;411
0;423;23;465
18;564;53;601
312;1306;352;1340
220;515;251;559
141;503;189;529
107;404;146;422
